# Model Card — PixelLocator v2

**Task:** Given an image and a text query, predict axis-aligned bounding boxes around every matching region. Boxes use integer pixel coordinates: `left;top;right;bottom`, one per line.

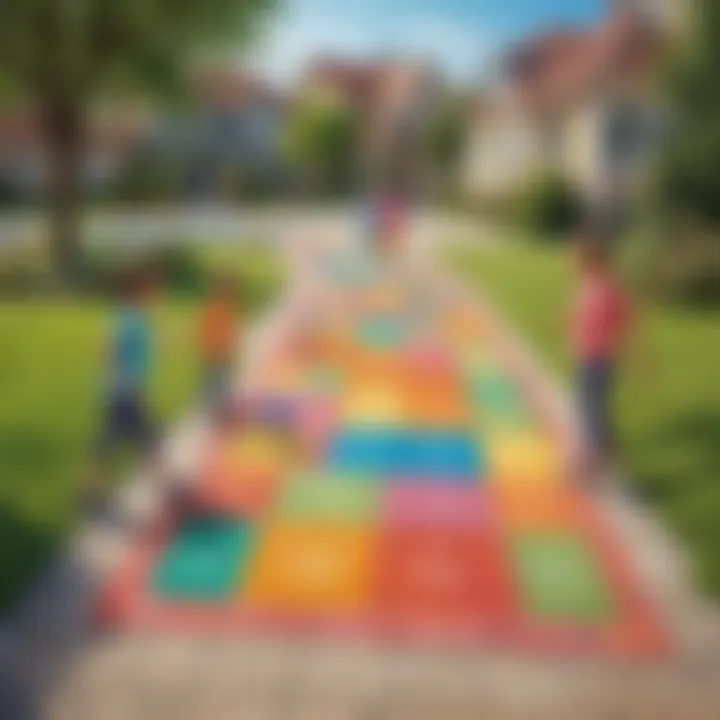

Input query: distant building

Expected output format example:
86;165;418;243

157;68;287;198
0;108;148;201
463;0;681;215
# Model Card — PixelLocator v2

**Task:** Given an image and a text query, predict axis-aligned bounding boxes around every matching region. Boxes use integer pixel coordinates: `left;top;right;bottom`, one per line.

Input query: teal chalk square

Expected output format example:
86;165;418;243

152;518;254;602
357;318;405;349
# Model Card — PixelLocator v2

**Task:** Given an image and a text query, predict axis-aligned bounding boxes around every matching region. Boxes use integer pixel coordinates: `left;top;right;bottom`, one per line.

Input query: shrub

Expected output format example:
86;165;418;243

108;150;188;204
516;174;582;238
150;243;205;296
621;218;720;304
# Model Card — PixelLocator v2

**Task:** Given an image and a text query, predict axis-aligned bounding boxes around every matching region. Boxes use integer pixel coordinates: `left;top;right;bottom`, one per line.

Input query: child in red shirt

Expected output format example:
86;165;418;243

571;235;632;481
200;274;240;410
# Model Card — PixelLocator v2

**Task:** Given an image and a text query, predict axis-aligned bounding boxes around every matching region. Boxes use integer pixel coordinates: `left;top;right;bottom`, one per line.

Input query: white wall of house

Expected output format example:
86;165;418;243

463;110;545;198
562;98;607;199
463;91;665;209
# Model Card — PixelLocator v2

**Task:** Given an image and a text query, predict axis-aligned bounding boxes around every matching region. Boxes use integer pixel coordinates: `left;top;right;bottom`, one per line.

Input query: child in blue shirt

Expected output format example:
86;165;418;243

91;269;158;496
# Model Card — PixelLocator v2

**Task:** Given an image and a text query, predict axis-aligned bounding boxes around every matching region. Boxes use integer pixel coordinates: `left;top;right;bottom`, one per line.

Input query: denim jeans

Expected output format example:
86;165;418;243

579;358;616;455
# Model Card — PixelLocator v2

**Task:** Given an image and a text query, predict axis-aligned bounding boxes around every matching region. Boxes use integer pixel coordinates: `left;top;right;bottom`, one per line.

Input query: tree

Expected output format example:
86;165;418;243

647;0;720;301
424;95;469;192
284;96;359;196
0;0;275;282
657;0;720;227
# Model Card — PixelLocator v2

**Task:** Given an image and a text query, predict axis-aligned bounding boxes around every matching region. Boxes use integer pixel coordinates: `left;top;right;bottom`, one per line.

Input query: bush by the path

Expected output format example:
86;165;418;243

516;174;582;239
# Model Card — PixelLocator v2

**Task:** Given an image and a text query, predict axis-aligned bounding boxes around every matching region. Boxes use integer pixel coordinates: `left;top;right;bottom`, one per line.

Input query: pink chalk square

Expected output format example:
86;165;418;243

297;400;338;450
383;485;487;527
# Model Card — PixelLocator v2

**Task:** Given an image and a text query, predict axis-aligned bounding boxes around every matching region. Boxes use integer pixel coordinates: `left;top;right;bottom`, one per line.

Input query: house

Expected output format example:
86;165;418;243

0;108;149;201
463;0;682;214
152;68;287;198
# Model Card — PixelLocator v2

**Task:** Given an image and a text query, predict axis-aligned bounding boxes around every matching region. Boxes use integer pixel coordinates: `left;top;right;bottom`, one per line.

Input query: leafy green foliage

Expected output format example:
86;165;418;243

638;0;720;304
284;97;359;195
424;96;468;178
0;0;277;277
516;173;582;238
0;0;277;102
657;0;720;226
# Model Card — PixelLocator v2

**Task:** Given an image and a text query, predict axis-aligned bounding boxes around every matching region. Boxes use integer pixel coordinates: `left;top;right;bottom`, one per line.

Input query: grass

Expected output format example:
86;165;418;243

448;238;720;597
0;242;283;614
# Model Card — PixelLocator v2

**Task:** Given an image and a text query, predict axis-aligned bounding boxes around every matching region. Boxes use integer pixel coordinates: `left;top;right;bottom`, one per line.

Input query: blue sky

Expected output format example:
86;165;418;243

254;0;607;84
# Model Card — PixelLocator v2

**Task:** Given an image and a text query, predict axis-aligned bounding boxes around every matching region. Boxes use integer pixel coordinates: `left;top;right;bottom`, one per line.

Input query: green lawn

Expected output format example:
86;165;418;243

0;243;283;613
448;239;720;597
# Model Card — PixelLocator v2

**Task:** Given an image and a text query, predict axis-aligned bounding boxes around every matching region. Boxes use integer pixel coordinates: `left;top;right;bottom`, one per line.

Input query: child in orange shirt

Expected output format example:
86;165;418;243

200;274;240;410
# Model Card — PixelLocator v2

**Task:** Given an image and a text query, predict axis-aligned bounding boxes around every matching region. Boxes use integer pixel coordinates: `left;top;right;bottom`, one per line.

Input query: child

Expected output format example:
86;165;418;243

381;189;410;256
200;273;239;411
90;268;158;502
571;232;633;484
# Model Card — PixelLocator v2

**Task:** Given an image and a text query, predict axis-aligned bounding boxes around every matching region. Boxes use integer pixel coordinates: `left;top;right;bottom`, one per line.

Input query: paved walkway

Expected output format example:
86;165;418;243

4;218;720;719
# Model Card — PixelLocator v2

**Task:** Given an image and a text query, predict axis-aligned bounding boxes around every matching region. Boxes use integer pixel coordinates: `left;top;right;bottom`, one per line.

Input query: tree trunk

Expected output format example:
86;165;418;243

41;97;84;285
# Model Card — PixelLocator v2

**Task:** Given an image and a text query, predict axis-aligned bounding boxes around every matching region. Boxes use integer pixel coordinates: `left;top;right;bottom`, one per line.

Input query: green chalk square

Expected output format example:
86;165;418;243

152;518;253;602
511;533;616;623
473;402;533;430
275;474;380;523
472;376;521;408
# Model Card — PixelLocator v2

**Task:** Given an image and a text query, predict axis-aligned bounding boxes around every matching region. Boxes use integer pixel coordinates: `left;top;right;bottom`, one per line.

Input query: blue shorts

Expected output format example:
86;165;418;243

203;361;232;409
95;389;157;457
578;358;616;454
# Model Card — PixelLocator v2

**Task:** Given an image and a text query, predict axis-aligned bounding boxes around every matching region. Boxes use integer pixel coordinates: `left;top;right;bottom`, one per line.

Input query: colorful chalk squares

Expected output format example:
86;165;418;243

402;387;470;428
274;475;380;523
244;524;376;615
328;429;483;480
510;533;616;623
383;485;486;527
491;486;578;531
357;317;405;350
343;384;405;426
490;434;563;486
103;258;666;658
152;518;254;602
374;526;514;631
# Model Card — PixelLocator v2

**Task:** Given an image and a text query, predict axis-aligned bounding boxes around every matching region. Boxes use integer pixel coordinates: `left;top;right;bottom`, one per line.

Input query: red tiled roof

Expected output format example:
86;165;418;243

502;8;662;115
304;57;386;106
192;69;282;110
0;111;145;156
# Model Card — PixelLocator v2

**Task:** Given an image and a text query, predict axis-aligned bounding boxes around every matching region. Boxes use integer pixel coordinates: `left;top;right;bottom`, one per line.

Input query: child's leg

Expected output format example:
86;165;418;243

579;358;616;481
84;393;127;508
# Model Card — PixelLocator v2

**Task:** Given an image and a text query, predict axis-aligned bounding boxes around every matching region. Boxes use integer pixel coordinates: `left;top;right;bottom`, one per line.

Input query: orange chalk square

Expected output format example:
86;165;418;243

401;379;469;427
243;524;376;615
491;486;579;531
